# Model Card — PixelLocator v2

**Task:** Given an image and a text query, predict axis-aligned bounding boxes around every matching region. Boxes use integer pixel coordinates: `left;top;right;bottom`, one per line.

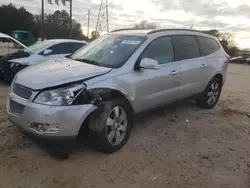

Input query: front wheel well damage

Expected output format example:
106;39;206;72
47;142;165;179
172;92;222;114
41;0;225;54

214;73;223;83
77;88;134;136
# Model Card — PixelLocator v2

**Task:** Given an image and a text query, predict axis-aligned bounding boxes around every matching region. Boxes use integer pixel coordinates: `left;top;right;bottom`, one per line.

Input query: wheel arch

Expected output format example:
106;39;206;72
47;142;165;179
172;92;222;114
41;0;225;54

214;73;223;83
78;87;135;135
88;87;134;113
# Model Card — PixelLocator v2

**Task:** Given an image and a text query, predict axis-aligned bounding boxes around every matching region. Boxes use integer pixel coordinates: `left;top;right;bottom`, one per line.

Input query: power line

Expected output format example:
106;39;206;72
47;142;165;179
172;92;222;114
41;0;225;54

95;0;109;34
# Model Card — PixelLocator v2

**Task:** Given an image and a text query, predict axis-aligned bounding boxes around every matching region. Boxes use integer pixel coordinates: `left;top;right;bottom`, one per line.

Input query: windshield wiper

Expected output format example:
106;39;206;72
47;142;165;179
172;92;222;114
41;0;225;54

74;58;100;66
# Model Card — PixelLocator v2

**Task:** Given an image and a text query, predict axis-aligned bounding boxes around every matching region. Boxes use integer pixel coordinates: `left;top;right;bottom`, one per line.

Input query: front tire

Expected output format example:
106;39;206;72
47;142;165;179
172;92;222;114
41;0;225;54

196;77;222;109
88;99;132;153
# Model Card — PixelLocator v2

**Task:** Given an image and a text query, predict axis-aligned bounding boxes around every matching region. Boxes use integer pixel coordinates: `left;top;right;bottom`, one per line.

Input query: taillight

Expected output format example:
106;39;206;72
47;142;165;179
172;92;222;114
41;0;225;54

225;54;230;61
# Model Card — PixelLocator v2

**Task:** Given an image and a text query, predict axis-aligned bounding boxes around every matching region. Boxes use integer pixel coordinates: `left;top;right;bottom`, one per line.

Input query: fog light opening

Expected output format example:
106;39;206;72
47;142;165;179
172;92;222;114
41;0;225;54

30;123;61;133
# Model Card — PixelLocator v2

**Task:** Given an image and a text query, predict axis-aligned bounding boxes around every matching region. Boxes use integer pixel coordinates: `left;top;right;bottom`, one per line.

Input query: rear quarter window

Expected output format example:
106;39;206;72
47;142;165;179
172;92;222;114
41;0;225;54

198;36;220;56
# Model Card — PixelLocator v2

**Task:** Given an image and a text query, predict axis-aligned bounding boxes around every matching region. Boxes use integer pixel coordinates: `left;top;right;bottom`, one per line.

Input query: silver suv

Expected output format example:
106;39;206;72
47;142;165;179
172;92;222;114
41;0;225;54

7;29;229;156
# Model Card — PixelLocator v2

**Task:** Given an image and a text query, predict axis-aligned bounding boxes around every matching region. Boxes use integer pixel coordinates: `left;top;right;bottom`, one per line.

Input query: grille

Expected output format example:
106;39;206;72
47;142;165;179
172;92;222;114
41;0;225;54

9;100;25;114
13;83;32;99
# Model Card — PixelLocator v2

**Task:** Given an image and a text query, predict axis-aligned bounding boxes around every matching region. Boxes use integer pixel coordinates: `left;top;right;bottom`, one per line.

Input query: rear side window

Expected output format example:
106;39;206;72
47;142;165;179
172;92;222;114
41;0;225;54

72;42;86;52
198;36;220;56
140;36;174;64
172;35;200;61
47;43;73;55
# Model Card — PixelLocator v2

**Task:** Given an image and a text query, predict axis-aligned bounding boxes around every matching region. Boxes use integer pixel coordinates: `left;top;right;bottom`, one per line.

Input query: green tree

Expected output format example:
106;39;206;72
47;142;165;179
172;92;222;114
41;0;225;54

0;4;37;37
91;31;100;40
134;20;156;29
43;10;87;40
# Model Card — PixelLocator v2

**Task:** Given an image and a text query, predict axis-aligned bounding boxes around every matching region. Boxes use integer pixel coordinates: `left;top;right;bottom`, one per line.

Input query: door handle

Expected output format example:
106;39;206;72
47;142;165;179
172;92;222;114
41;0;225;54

201;64;208;68
170;70;179;75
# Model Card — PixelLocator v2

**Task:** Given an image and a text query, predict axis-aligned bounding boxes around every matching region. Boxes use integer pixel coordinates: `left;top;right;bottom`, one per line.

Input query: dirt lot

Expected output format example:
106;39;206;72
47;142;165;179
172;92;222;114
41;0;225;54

0;63;250;188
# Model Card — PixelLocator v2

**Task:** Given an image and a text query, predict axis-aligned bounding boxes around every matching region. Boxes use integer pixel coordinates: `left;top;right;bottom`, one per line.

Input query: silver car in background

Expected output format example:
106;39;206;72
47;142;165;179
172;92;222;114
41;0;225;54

7;29;229;157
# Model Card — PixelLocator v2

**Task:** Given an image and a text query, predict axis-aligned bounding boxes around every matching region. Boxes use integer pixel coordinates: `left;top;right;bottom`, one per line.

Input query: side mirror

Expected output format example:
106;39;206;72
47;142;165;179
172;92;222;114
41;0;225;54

43;49;52;55
140;58;159;70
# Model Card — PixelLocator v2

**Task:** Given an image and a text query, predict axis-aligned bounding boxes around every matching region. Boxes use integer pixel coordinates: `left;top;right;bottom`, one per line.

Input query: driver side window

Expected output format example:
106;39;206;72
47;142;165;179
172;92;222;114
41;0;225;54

140;36;174;64
42;43;73;55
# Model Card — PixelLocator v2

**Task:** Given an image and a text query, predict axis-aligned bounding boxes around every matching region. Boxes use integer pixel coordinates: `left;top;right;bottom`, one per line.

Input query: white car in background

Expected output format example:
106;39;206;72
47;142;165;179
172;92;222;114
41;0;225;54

0;38;87;81
11;39;87;65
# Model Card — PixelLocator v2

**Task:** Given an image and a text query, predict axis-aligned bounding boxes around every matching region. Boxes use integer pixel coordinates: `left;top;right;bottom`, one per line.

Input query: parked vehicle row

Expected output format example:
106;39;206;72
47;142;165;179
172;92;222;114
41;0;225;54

0;33;87;81
7;29;229;158
230;56;250;65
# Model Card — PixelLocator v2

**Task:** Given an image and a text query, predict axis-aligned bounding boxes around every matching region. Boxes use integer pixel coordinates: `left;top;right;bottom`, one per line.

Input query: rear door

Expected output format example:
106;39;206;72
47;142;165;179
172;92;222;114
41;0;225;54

172;35;207;99
133;36;181;112
197;36;223;89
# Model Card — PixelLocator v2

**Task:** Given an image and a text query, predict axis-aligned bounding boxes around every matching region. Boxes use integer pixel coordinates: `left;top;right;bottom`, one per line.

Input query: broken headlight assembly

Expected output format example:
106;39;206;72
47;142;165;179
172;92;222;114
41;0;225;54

33;83;86;106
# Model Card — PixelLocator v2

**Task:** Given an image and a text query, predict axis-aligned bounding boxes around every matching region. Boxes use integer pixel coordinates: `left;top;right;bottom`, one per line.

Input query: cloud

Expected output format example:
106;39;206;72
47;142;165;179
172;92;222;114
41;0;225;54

1;0;250;48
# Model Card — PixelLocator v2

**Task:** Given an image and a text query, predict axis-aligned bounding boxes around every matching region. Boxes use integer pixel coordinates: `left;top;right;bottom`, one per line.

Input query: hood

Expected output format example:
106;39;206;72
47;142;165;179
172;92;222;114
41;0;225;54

8;56;31;64
15;58;112;90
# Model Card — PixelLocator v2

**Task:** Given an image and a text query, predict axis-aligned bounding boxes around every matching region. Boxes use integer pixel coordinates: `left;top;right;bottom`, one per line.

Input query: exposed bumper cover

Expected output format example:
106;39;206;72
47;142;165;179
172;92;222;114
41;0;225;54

7;93;97;138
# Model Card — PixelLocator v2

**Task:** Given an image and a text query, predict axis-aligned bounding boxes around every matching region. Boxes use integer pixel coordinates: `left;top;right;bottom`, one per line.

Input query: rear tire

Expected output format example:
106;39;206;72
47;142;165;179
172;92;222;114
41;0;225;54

88;99;132;153
196;77;222;109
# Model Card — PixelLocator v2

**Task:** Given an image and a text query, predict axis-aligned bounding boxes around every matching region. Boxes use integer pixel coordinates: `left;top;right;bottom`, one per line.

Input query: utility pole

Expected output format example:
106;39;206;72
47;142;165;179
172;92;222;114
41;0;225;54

41;0;44;40
87;10;90;38
69;0;72;38
106;0;109;32
95;0;109;35
96;0;103;35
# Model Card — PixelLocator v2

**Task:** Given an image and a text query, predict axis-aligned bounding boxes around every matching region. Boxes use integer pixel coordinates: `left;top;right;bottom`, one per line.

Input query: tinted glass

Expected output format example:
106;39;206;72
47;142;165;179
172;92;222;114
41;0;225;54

22;33;29;39
140;36;174;64
28;40;55;53
72;42;86;52
71;34;146;68
47;43;73;55
172;35;200;60
198;36;220;56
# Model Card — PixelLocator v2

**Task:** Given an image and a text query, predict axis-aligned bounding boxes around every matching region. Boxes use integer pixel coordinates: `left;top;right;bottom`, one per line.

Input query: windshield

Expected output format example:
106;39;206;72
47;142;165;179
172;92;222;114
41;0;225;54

71;34;146;68
26;40;55;53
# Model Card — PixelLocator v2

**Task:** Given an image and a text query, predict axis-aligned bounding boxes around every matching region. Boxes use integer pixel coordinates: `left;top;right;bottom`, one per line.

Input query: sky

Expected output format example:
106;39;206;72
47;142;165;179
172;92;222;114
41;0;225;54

3;0;250;49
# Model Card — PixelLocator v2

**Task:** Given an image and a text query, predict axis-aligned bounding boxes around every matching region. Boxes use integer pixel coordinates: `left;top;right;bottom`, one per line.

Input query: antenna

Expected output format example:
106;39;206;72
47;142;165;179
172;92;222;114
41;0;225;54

190;25;193;29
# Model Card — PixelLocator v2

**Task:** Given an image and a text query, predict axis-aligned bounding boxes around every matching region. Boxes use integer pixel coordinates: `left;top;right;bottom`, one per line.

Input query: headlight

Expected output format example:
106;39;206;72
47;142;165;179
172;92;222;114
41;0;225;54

34;83;86;106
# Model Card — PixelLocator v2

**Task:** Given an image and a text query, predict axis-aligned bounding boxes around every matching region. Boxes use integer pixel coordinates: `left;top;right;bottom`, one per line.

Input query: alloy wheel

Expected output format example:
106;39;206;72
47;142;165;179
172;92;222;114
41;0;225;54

207;81;220;106
106;106;128;145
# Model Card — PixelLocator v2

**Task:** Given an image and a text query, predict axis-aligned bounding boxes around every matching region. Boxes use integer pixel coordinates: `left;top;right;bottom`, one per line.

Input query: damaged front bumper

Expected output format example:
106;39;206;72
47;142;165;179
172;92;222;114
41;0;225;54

7;92;97;150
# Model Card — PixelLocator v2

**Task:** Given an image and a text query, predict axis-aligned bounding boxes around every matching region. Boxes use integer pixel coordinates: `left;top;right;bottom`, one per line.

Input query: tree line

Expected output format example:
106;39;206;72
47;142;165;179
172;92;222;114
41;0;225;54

0;3;95;41
0;3;238;56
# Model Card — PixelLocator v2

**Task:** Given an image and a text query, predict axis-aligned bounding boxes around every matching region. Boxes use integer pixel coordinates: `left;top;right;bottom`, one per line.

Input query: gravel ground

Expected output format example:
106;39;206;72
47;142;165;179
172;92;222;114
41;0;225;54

0;63;250;188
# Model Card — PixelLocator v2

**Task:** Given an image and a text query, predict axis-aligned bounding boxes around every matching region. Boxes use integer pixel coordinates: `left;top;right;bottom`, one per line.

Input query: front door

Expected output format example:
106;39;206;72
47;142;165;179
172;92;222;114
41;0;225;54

132;36;181;113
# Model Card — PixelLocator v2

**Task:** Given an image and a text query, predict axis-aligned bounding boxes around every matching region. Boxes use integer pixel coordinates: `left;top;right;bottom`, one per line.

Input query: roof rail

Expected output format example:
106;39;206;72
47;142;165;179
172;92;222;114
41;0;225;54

110;28;151;33
110;28;212;37
147;28;205;35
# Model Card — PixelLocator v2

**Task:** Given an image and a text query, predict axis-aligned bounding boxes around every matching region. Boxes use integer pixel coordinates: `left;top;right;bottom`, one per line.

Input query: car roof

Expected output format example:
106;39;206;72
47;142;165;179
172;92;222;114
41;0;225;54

110;29;153;36
46;39;87;44
111;28;217;39
0;32;11;38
